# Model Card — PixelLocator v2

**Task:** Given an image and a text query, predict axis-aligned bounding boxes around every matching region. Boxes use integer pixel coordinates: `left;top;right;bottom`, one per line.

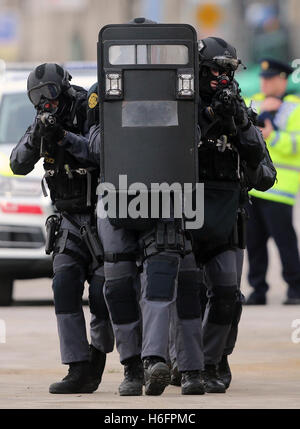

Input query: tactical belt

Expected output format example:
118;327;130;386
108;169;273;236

63;213;138;266
102;222;188;267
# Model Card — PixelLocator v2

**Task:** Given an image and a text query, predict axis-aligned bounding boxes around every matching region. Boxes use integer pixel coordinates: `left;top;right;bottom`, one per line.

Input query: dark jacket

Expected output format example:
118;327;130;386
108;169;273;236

193;99;277;262
10;85;99;213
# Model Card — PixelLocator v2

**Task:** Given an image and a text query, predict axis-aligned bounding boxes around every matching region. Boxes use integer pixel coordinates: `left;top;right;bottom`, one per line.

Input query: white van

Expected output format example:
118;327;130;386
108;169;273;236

0;62;96;305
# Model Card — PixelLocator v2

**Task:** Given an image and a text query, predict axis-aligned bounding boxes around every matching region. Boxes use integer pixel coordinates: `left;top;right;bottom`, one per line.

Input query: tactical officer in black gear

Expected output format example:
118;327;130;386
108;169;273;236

89;78;147;395
169;37;276;392
87;81;145;396
10;63;114;394
196;37;276;392
90;18;205;396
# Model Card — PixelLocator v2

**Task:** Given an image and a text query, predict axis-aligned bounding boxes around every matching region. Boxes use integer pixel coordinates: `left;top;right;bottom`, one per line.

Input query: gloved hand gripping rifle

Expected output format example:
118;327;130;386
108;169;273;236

205;76;255;136
34;101;65;156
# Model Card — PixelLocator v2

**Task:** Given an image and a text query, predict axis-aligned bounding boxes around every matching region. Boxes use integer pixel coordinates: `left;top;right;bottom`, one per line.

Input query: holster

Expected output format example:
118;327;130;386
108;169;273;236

45;214;61;255
80;223;104;265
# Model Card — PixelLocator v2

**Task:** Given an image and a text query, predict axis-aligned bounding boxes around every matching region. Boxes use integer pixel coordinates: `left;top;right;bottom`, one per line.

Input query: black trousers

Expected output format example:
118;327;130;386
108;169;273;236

246;197;300;298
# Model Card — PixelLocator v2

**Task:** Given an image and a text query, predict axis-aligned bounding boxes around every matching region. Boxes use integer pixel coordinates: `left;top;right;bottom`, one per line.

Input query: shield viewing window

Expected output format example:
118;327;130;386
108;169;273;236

109;44;189;65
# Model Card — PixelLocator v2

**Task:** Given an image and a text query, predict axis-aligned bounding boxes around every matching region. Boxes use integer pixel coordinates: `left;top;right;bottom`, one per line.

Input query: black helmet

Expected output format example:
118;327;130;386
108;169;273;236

198;37;243;97
198;37;241;74
128;17;157;24
27;63;73;108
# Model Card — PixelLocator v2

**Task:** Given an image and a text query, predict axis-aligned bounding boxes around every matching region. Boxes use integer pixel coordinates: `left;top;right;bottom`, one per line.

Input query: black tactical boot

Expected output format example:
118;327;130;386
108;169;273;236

202;364;226;393
49;361;94;394
218;355;232;389
143;356;171;396
84;344;107;392
118;355;144;396
283;298;300;305
283;286;300;304
283;287;300;305
181;370;205;395
245;291;266;305
170;359;182;387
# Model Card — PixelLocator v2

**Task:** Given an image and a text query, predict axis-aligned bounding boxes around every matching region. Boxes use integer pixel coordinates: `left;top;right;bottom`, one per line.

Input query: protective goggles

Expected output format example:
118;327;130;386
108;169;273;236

211;56;242;71
28;82;61;106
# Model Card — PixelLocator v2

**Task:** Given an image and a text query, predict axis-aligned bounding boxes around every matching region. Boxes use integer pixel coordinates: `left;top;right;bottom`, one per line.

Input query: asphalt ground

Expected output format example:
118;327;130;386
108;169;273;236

0;196;300;410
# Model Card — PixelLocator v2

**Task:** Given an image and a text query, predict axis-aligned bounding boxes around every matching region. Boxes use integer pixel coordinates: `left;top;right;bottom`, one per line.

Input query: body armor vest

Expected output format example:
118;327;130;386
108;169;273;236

193;104;242;262
43;87;99;214
198;108;241;182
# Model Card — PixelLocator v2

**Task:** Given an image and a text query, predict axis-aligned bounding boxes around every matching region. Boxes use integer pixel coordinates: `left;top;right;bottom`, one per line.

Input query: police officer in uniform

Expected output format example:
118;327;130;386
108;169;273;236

10;63;114;394
244;58;300;305
170;37;276;393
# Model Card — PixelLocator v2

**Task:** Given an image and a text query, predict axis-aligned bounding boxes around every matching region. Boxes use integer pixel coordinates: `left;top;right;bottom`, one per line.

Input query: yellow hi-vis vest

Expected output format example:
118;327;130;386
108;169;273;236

0;152;14;177
245;93;300;205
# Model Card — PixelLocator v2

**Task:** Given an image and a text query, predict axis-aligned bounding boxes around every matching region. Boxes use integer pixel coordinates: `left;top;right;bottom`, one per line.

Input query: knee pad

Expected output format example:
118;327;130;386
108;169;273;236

177;271;201;319
146;255;178;301
89;275;109;320
52;266;84;314
105;276;139;325
208;286;238;325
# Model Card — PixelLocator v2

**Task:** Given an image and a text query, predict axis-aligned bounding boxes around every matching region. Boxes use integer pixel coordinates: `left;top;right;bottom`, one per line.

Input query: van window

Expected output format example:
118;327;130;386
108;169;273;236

0;93;35;144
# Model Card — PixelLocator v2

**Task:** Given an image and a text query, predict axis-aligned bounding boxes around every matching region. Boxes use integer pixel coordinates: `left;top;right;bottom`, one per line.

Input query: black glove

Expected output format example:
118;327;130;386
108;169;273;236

211;98;237;136
212;94;236;118
40;121;65;143
234;100;250;129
